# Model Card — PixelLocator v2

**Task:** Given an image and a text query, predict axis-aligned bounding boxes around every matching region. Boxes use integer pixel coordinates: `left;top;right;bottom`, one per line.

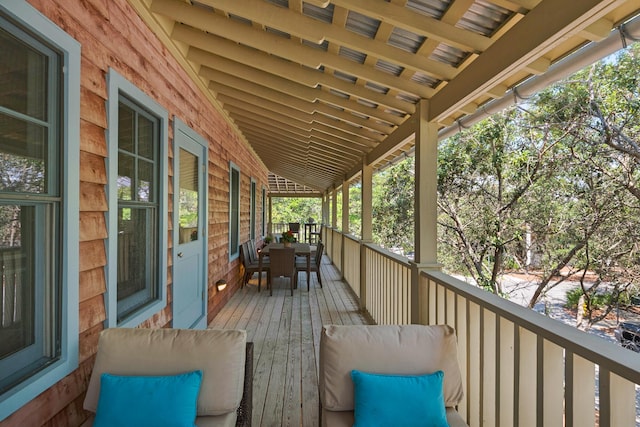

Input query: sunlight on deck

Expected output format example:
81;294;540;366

209;256;370;426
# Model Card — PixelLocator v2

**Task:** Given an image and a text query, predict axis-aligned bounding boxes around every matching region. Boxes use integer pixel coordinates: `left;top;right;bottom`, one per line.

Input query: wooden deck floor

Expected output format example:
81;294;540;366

209;256;371;427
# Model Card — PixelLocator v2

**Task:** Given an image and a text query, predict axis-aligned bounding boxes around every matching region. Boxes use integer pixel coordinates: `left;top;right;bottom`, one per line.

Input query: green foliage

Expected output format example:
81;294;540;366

435;42;640;310
372;157;415;254
270;197;321;225
565;287;631;310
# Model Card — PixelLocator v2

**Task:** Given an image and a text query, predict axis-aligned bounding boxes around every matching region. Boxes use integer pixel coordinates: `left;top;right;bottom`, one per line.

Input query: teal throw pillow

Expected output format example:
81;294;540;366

351;369;448;427
93;370;203;427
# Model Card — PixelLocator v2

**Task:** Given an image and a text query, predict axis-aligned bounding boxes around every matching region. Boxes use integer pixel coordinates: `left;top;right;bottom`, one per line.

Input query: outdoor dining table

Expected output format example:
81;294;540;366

258;242;311;291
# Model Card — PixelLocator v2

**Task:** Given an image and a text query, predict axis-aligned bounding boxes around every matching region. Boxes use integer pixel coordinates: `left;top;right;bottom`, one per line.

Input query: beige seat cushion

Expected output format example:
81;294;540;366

319;324;464;411
82;413;238;427
84;328;247;417
321;407;467;427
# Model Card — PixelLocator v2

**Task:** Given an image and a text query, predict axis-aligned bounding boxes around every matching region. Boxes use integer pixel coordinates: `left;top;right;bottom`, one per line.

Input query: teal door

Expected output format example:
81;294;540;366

172;119;208;329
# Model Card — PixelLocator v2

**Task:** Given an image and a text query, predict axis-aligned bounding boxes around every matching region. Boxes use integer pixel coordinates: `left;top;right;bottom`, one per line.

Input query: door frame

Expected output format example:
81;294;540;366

172;117;208;329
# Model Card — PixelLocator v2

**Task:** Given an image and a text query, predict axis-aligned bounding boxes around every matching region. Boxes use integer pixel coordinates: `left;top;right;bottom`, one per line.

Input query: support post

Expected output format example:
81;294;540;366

360;160;373;311
412;99;443;324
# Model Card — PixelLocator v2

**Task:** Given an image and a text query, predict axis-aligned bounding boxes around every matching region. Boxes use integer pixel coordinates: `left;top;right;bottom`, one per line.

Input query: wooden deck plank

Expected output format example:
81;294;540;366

300;290;320;425
261;286;293;426
283;285;302;427
210;259;371;426
251;286;286;427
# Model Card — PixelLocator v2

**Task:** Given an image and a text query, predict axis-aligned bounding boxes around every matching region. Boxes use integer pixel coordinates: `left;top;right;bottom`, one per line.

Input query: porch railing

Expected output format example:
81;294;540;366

323;227;640;427
341;234;360;298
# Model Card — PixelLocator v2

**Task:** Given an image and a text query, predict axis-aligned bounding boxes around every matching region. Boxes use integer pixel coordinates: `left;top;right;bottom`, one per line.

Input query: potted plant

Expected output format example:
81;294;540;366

264;235;273;245
281;230;296;247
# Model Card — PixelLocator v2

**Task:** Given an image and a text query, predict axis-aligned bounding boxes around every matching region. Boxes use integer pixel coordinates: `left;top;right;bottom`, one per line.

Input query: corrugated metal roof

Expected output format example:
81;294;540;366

334;70;358;84
365;81;390;95
375;59;404;76
346;10;381;38
458;1;512;36
136;0;640;193
302;2;334;24
388;27;426;54
406;0;449;20
339;46;367;64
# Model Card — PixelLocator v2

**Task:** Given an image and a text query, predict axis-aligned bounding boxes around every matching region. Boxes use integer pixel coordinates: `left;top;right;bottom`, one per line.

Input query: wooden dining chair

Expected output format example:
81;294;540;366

296;241;324;290
240;241;269;290
288;222;300;242
267;247;296;296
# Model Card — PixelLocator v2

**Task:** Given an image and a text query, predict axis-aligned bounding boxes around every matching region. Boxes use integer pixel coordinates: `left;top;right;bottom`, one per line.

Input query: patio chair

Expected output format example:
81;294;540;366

288;222;300;242
319;324;467;427
240;241;269;290
309;223;323;244
83;328;253;427
296;241;323;290
247;239;259;263
267;247;296;296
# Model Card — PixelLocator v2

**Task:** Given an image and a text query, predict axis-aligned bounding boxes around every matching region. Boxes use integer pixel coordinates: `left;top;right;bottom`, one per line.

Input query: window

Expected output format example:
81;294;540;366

106;69;168;327
229;163;240;260
250;179;256;240
0;2;79;420
262;187;267;237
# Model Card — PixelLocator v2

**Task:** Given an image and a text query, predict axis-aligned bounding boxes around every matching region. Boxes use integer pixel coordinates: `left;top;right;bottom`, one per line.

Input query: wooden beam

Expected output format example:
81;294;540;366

428;0;620;122
188;44;415;113
195;0;458;81
170;21;433;97
330;0;492;52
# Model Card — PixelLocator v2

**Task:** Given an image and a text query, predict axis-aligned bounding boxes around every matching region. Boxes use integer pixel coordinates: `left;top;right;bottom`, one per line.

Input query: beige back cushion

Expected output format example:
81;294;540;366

319;324;464;411
84;328;247;417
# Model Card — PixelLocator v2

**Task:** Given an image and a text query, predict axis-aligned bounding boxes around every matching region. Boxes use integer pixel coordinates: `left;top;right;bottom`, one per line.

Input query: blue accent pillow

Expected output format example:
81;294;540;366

350;370;448;427
93;370;203;427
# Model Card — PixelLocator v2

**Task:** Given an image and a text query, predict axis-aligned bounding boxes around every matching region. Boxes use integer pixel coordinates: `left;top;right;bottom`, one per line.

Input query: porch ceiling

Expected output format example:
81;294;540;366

128;0;639;193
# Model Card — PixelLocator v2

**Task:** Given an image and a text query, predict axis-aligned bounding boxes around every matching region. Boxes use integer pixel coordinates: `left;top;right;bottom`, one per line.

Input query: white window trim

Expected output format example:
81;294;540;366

0;1;80;420
106;68;169;328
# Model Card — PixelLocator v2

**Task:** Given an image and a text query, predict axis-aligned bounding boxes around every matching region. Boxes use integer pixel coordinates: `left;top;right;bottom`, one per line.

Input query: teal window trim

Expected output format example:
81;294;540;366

0;1;80;420
229;162;240;261
262;186;267;238
250;178;256;240
106;68;168;328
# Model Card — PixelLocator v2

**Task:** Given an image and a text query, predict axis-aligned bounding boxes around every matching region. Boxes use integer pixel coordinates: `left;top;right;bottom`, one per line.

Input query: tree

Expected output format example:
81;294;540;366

436;42;640;325
372;158;415;254
437;109;558;294
270;197;321;226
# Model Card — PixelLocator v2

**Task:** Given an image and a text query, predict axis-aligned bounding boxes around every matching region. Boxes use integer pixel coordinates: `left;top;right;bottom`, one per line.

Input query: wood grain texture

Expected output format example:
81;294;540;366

4;0;269;424
209;256;371;426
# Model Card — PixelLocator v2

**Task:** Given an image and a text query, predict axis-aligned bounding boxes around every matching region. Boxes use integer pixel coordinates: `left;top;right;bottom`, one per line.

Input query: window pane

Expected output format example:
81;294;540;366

117;207;156;319
137;115;154;160
118;103;135;153
178;149;198;244
230;168;240;255
0;28;48;120
0;205;35;360
117;153;133;201
138;159;153;202
0;112;47;194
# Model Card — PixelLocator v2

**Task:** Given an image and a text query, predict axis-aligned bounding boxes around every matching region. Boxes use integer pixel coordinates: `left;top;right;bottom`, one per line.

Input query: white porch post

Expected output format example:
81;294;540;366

331;188;337;229
341;180;350;235
413;99;442;324
340;180;350;277
360;160;373;311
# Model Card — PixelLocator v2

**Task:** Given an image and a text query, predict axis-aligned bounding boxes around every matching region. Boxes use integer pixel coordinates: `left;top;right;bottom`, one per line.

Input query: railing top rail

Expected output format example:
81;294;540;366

423;270;640;383
342;234;361;244
363;242;411;267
